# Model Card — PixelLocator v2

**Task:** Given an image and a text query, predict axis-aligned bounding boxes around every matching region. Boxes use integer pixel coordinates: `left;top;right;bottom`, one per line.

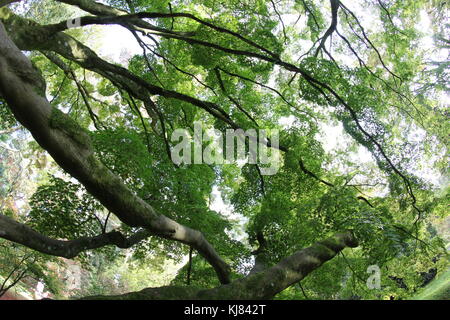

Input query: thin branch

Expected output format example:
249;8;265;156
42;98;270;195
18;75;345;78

299;157;334;187
255;165;266;196
136;31;217;94
340;3;402;82
376;0;407;37
300;0;320;32
186;246;193;285
127;93;152;153
0;127;19;135
124;0;135;14
270;0;288;44
168;2;174;31
336;29;423;121
143;98;175;165
214;67;259;127
103;211;111;234
42;52;104;130
216;67;314;119
129;30;166;88
339;252;366;284
298;282;309;299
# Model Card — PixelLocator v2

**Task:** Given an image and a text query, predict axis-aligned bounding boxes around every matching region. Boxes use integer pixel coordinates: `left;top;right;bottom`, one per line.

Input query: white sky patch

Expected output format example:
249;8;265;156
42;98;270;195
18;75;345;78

417;10;438;56
278;115;296;128
209;186;232;214
95;25;142;64
209;185;248;243
318;122;374;163
278;115;375;166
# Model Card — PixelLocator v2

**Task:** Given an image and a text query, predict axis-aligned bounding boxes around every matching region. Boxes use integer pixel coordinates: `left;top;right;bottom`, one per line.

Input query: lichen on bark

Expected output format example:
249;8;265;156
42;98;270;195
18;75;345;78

49;107;93;149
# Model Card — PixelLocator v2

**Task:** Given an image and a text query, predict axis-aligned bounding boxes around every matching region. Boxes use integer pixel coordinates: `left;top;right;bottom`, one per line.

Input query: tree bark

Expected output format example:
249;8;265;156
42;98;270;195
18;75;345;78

0;20;231;284
81;231;358;300
0;213;151;258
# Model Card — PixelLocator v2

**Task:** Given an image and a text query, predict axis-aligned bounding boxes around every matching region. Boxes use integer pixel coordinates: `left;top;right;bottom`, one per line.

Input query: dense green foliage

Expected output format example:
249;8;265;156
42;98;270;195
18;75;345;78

0;0;448;299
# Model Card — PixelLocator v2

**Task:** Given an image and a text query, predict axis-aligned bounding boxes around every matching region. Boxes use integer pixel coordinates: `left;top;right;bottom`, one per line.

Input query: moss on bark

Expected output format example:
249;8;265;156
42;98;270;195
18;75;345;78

49;107;92;149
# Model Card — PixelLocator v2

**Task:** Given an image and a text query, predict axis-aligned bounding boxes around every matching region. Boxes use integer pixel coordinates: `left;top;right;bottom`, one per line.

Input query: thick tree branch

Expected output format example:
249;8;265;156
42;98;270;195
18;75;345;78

0;21;231;284
0;213;151;258
81;231;358;300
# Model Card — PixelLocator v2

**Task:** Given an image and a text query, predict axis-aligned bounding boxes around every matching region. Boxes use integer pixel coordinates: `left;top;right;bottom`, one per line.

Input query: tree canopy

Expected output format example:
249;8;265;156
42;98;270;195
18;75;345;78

0;0;448;300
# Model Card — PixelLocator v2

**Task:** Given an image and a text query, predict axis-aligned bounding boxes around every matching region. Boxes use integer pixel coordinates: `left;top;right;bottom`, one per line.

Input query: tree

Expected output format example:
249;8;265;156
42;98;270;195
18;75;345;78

0;0;448;300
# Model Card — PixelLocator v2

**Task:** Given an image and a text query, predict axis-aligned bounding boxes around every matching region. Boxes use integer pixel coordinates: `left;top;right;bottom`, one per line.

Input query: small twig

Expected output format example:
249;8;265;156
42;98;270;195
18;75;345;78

298;282;309;299
270;0;288;44
168;3;174;31
298;158;334;187
186;246;193;285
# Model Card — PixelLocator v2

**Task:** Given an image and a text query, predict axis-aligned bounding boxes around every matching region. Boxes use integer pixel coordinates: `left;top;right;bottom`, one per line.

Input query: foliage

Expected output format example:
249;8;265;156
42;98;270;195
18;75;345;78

0;0;448;299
